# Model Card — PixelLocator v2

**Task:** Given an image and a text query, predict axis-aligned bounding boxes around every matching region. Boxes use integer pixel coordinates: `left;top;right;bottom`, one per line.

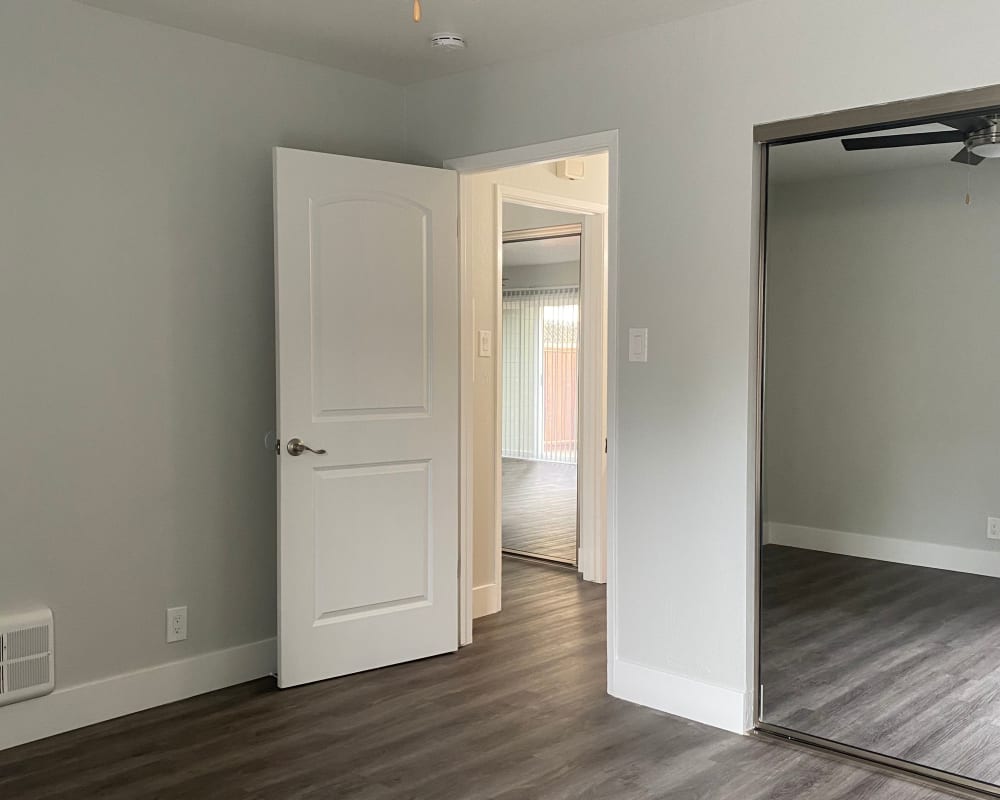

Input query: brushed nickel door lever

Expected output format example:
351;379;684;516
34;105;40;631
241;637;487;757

286;438;327;456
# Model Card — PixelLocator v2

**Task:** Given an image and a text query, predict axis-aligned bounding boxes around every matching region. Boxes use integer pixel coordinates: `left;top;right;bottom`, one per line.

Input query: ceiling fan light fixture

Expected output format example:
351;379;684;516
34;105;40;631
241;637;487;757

968;133;1000;159
967;120;1000;158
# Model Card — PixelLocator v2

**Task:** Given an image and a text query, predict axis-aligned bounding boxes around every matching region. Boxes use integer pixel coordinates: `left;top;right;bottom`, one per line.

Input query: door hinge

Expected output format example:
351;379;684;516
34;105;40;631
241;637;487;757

604;438;608;454
274;438;280;455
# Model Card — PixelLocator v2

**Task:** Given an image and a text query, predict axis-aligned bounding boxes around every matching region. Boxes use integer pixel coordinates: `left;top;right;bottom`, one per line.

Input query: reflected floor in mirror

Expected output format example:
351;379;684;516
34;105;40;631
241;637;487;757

761;544;1000;786
502;458;577;563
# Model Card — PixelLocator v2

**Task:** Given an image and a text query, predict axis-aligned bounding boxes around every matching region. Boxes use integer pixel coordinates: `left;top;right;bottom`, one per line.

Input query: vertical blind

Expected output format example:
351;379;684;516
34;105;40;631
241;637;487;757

501;287;580;464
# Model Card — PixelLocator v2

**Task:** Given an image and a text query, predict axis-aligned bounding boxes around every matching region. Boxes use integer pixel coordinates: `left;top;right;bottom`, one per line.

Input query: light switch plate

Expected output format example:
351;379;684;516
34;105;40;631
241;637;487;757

628;328;648;362
478;329;492;358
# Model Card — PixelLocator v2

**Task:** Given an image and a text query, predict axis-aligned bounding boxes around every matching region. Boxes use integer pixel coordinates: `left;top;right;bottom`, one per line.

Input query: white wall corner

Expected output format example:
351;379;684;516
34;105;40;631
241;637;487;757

610;658;750;735
472;583;501;618
0;638;276;751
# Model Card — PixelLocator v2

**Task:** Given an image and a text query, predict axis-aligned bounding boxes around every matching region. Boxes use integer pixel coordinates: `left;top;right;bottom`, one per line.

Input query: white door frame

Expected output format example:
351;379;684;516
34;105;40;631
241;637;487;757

445;131;620;692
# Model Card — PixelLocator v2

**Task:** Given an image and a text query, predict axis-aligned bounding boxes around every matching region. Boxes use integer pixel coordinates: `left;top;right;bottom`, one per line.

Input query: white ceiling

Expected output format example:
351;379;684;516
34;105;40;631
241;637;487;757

503;236;580;267
75;0;756;85
769;122;999;184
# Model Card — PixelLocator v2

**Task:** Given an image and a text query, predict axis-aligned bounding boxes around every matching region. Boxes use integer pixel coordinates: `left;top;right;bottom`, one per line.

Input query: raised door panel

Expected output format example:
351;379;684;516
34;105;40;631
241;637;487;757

313;461;431;622
311;196;429;419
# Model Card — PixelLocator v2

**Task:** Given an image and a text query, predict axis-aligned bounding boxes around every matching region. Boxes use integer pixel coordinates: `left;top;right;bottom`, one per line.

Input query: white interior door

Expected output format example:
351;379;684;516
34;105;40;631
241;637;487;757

274;147;458;688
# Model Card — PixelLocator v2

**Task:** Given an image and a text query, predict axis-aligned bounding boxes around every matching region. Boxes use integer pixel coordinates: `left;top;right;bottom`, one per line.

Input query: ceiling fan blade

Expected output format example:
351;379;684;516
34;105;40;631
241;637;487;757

841;131;966;151
951;147;985;166
941;116;993;135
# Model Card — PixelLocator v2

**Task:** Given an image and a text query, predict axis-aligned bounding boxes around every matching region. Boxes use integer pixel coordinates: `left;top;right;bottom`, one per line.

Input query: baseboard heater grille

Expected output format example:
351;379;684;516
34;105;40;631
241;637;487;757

0;609;54;706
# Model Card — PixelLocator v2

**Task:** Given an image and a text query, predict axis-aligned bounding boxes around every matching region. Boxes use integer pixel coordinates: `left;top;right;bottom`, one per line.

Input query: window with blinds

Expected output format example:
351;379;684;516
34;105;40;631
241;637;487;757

501;287;580;464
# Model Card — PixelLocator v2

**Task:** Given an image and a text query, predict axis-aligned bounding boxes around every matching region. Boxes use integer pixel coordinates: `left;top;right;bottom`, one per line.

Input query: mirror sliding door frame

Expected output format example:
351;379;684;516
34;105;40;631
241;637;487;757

752;82;1000;800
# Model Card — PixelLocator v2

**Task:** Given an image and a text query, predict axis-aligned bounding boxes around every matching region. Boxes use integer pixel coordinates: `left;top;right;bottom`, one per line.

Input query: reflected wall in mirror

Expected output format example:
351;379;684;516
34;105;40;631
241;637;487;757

760;113;1000;788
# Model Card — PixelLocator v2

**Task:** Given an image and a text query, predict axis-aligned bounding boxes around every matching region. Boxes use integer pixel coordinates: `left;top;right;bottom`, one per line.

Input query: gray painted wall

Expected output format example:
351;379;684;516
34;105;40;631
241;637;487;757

764;162;1000;552
403;0;1000;699
503;260;580;290
0;0;405;689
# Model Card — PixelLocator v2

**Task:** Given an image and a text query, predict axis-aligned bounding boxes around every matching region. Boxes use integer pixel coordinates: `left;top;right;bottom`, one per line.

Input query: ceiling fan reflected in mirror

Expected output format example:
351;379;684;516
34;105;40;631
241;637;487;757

841;115;1000;165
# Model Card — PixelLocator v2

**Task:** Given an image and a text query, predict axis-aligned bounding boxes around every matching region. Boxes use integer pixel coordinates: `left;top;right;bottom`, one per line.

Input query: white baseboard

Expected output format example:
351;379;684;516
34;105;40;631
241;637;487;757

610;658;749;734
0;638;275;751
472;583;501;618
765;522;1000;579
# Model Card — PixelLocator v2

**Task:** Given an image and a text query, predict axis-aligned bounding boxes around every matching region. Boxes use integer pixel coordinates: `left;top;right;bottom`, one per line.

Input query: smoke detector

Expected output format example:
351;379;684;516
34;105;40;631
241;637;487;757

430;33;466;51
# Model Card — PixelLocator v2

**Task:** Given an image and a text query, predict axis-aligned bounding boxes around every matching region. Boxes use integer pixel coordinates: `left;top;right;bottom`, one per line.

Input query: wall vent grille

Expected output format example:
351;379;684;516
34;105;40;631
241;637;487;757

6;625;49;660
7;654;50;693
0;609;54;707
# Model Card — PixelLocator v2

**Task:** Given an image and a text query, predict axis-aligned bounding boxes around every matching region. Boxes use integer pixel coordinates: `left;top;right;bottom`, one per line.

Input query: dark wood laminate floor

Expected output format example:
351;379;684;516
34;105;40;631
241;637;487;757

502;458;577;564
0;558;968;799
762;544;1000;787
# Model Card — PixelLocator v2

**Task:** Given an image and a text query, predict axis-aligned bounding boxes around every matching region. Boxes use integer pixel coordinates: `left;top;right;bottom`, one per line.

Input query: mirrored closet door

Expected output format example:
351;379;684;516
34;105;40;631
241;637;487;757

758;105;1000;793
500;228;582;566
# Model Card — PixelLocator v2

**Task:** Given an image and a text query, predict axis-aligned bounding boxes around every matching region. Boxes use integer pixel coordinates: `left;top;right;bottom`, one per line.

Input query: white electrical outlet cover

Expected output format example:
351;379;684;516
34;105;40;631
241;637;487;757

166;606;188;643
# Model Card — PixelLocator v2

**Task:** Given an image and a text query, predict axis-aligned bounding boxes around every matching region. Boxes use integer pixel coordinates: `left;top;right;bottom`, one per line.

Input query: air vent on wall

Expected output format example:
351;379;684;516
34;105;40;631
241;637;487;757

0;608;54;707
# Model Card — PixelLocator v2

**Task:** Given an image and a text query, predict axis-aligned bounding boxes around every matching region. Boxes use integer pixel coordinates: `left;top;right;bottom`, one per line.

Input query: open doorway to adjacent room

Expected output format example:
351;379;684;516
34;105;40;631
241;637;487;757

448;142;613;640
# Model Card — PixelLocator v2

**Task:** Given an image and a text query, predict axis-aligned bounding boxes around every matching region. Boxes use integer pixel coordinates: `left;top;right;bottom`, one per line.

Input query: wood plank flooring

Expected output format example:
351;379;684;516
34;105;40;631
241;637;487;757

762;544;1000;788
501;458;577;563
0;558;970;799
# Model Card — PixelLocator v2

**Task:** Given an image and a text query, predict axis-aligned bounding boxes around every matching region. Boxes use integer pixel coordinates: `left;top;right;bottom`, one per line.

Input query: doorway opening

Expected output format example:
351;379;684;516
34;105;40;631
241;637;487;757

447;136;616;648
501;223;582;567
